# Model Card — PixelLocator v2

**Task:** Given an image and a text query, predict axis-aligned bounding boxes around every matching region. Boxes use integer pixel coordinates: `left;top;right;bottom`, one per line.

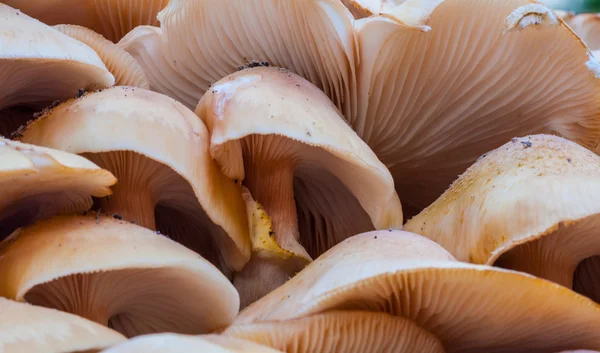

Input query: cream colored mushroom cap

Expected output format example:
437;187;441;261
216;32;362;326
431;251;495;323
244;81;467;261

1;0;169;42
99;334;284;353
54;25;149;88
0;3;114;110
19;86;251;272
0;215;239;337
0;137;116;237
237;230;600;353
0;297;125;353
405;134;600;265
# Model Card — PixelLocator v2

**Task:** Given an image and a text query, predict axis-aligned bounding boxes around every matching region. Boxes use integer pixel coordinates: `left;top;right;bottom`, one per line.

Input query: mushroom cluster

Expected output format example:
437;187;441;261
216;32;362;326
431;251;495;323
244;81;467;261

1;0;600;352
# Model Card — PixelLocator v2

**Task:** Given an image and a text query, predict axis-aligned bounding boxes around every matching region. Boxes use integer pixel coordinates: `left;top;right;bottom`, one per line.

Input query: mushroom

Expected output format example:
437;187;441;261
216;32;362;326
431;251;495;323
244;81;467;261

225;311;445;353
554;9;575;21
196;67;402;306
0;297;125;353
1;0;170;42
0;137;116;239
118;0;357;116
231;230;600;353
99;334;285;353
0;214;239;338
566;14;600;50
19;86;250;275
350;0;600;217
0;3;114;137
54;24;149;88
404;134;600;303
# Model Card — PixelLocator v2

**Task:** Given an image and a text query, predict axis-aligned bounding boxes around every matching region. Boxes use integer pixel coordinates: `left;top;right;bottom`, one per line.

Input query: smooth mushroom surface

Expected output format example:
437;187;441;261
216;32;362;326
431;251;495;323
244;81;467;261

1;0;170;42
197;67;402;306
19;86;250;275
235;230;600;353
226;311;445;353
351;0;600;217
118;0;356;116
405;134;600;303
99;334;284;353
567;14;600;50
0;137;116;240
54;25;149;88
0;297;125;353
0;215;239;338
0;3;114;137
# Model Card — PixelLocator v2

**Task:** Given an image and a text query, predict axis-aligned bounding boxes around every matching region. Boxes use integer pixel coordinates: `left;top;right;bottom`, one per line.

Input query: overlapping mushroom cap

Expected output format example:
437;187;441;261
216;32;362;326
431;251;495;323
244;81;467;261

405;134;600;302
197;67;402;306
0;297;125;353
566;13;600;50
0;3;114;136
0;137;116;239
99;334;285;353
0;215;239;338
19;86;250;274
121;0;600;219
231;230;600;353
2;0;169;42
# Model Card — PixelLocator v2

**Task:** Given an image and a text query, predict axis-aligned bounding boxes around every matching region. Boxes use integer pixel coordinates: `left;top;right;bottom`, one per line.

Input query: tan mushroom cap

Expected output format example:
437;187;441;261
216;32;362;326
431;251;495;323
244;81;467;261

567;14;600;50
0;215;239;338
197;67;402;305
0;137;115;239
1;0;169;43
54;25;149;88
0;3;113;132
236;230;600;353
99;334;284;353
351;0;600;217
0;297;125;353
404;134;600;301
119;0;357;118
226;311;445;353
20;86;250;274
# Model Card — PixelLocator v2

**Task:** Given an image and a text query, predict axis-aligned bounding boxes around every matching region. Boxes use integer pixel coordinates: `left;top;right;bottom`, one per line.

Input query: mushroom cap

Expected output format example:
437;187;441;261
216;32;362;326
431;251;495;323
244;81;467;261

0;3;114;111
19;86;251;272
404;134;600;266
0;214;239;338
0;297;125;353
118;0;357;118
352;0;600;216
567;13;600;50
236;230;600;353
226;311;445;353
197;67;402;258
1;0;170;42
99;334;284;353
0;137;116;239
54;24;149;88
554;9;575;21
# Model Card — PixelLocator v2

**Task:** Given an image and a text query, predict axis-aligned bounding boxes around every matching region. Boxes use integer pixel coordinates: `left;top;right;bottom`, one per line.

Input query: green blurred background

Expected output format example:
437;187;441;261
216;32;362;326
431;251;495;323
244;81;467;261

544;0;600;13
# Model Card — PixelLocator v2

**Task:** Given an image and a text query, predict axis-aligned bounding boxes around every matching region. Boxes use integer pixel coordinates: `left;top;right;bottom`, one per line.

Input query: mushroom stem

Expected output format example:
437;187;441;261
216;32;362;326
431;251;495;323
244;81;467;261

243;160;309;259
95;187;156;229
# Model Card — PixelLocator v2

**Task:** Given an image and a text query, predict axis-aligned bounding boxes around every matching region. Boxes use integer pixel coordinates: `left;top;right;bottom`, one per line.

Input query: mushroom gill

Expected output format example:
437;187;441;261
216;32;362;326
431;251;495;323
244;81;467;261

405;134;600;303
19;86;250;275
196;67;402;306
0;215;239;338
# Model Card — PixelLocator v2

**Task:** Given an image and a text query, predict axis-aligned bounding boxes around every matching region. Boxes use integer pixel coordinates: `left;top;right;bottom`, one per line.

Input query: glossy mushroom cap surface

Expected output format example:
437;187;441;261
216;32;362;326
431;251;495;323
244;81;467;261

197;67;402;306
54;25;149;88
20;86;251;274
0;137;116;239
0;215;239;338
99;334;285;353
405;134;600;301
1;0;170;42
0;297;125;353
0;3;113;136
235;230;600;353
